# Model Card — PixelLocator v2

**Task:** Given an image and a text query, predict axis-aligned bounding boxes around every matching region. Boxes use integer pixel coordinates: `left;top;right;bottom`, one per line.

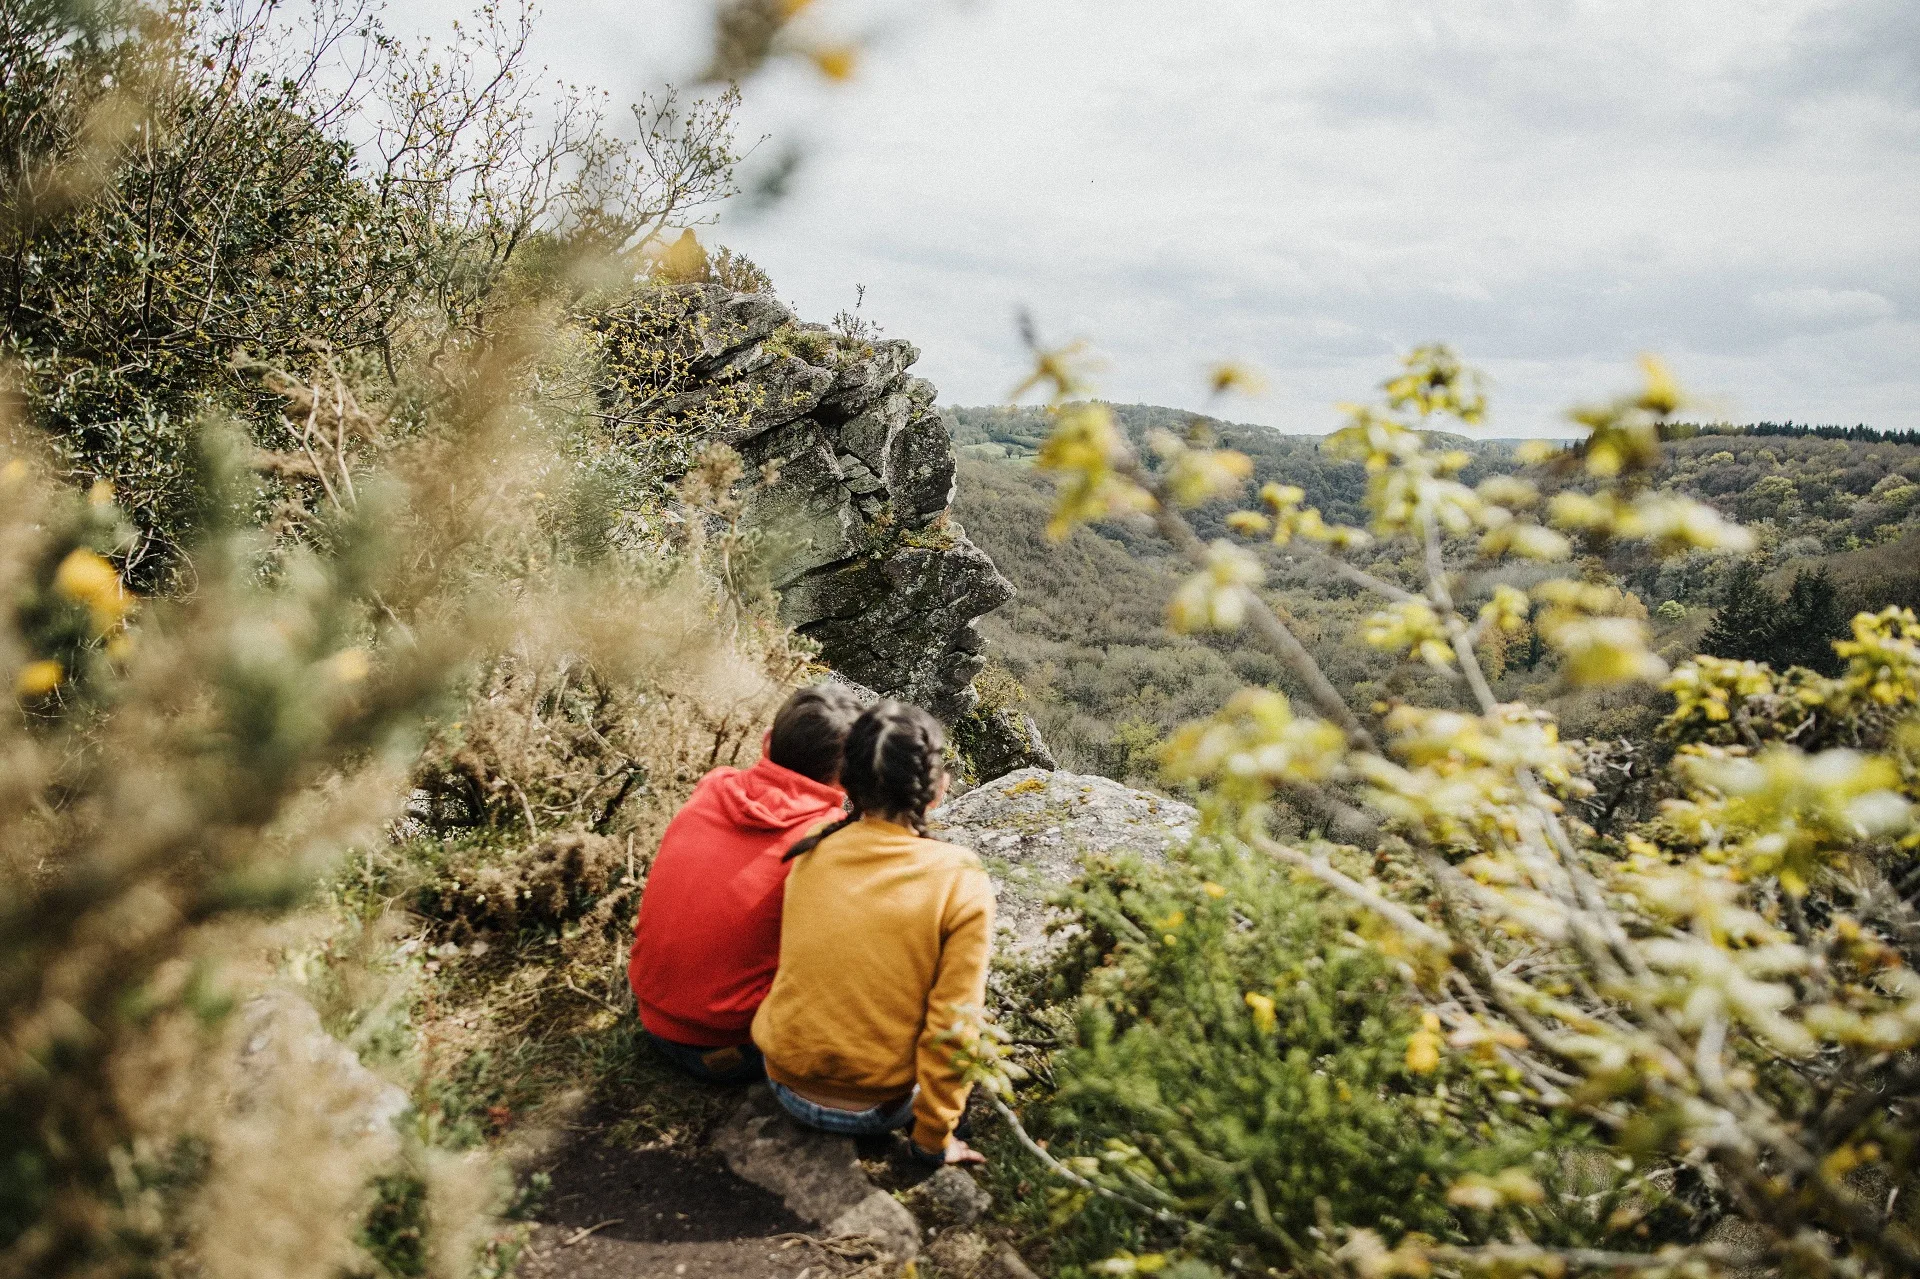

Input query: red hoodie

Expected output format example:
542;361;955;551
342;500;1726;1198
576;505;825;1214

628;755;846;1046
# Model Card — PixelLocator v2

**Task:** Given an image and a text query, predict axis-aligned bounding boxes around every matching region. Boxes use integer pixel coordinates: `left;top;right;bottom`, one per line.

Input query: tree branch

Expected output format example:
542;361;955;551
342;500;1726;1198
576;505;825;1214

1244;822;1448;950
1117;456;1378;754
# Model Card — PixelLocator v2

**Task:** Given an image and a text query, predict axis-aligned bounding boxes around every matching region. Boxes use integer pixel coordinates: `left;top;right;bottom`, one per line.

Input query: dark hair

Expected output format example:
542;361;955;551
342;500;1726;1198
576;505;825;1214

784;700;946;861
767;684;864;784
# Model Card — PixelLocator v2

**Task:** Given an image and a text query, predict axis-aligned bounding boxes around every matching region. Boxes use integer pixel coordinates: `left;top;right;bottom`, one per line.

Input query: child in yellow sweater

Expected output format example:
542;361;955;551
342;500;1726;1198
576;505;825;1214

751;701;993;1166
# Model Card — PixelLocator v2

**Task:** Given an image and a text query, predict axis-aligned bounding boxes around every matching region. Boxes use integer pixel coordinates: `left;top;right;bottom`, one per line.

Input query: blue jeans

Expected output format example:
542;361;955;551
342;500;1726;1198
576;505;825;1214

770;1080;916;1137
646;1032;765;1085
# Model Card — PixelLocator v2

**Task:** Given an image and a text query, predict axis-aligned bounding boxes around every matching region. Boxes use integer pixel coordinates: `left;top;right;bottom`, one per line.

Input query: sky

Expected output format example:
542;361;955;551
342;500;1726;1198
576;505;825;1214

396;0;1920;436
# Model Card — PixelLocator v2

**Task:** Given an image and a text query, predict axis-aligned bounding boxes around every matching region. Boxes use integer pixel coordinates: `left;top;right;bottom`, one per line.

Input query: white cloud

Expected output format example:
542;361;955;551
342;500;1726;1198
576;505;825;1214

397;0;1920;435
1753;287;1896;326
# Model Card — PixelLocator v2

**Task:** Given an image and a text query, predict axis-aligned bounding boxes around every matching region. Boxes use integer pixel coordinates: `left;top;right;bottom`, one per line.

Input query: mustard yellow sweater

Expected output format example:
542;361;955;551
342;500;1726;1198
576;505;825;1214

751;816;995;1151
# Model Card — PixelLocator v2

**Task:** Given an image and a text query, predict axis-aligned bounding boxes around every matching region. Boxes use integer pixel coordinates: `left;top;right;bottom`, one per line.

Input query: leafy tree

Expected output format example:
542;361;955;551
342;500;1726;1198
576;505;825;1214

0;0;749;587
1702;562;1846;675
1027;843;1628;1272
0;4;782;1276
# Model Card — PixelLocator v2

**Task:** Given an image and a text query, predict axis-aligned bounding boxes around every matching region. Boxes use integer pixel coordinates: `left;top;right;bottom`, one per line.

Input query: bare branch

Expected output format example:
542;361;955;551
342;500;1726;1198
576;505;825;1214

1244;822;1448;950
1115;455;1379;754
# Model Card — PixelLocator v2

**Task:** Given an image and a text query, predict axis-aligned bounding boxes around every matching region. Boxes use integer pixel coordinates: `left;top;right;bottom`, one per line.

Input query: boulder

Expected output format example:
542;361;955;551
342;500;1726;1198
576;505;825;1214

933;768;1197;954
710;1087;920;1263
593;284;1050;776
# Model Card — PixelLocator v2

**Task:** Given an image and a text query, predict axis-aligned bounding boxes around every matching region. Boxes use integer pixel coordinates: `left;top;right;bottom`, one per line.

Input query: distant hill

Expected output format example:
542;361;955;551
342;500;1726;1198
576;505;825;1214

945;402;1920;785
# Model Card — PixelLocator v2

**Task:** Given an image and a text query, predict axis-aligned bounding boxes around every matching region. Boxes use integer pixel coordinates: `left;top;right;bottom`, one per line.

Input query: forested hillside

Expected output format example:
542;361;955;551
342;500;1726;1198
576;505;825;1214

951;403;1920;780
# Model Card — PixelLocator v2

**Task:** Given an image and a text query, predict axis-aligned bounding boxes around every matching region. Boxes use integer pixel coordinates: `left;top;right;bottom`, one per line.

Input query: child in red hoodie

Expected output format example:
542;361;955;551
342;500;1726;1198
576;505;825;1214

628;684;862;1082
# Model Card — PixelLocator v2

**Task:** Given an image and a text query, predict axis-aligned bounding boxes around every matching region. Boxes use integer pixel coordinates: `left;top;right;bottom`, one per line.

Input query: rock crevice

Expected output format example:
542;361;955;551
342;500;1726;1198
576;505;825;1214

599;285;1050;776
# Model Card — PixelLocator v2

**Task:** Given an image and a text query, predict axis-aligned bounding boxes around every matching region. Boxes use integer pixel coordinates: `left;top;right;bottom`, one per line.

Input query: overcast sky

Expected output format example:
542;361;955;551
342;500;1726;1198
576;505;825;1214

402;0;1920;435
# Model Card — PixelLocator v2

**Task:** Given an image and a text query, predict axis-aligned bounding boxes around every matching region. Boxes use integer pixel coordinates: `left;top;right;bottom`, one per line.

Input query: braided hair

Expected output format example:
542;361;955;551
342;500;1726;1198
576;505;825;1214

783;700;947;861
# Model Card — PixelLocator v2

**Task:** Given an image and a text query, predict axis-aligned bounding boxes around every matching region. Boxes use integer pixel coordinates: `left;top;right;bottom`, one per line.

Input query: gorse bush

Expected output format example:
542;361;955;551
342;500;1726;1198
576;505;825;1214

0;414;492;1277
1;0;752;587
0;2;812;1276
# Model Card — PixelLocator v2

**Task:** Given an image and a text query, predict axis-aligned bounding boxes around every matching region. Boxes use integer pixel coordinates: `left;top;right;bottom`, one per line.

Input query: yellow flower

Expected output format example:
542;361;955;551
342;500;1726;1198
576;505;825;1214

1244;991;1277;1034
1637;353;1682;416
1152;432;1252;507
324;648;371;683
1208;361;1267;396
1201;881;1227;899
1036;401;1153;538
1225;509;1271;537
14;659;64;697
1167;541;1262;633
809;44;859;81
1447;1168;1545;1210
52;548;130;634
1405;1014;1443;1073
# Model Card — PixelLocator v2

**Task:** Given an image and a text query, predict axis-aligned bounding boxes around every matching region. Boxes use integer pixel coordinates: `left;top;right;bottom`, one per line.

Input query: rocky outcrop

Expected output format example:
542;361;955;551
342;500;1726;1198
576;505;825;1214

933;767;1197;954
596;285;1050;777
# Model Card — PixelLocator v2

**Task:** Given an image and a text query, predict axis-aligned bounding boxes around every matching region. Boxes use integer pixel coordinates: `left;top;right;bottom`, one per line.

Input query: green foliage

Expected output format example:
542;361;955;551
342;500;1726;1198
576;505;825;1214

1;4;415;582
357;1174;431;1279
1702;560;1845;674
1;424;485;1275
1030;844;1624;1272
0;8;785;1275
1;0;756;591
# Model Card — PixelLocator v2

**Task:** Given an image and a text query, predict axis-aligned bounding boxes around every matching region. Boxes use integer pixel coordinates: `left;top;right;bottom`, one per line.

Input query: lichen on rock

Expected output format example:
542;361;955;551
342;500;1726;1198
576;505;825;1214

933;767;1197;955
591;284;1051;778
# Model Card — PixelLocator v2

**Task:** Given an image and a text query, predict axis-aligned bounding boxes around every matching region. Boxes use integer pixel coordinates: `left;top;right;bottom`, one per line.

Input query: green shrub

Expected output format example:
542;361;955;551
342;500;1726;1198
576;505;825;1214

1027;843;1630;1272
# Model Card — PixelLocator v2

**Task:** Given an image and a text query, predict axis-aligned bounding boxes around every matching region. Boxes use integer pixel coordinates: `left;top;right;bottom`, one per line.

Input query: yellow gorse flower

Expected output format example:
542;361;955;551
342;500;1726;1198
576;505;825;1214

1208;361;1267;397
324;648;372;683
808;43;858;80
53;548;131;635
1404;1025;1442;1074
14;659;64;698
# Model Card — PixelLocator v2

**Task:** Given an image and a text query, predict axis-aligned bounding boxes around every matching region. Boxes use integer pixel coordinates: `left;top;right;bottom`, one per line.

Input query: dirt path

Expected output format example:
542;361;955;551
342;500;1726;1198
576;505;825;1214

514;1095;933;1279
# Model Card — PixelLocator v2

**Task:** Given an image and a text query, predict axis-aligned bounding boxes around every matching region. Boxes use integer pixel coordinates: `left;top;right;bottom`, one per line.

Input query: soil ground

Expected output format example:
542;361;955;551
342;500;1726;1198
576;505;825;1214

513;1093;942;1279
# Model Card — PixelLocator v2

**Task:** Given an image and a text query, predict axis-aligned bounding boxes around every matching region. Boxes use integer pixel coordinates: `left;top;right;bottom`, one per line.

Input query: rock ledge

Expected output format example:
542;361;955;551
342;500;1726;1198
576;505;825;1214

934;767;1197;953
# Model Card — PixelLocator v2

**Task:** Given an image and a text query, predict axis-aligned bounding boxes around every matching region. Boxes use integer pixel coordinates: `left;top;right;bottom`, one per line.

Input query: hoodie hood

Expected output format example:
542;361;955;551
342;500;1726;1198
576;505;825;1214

705;756;846;833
